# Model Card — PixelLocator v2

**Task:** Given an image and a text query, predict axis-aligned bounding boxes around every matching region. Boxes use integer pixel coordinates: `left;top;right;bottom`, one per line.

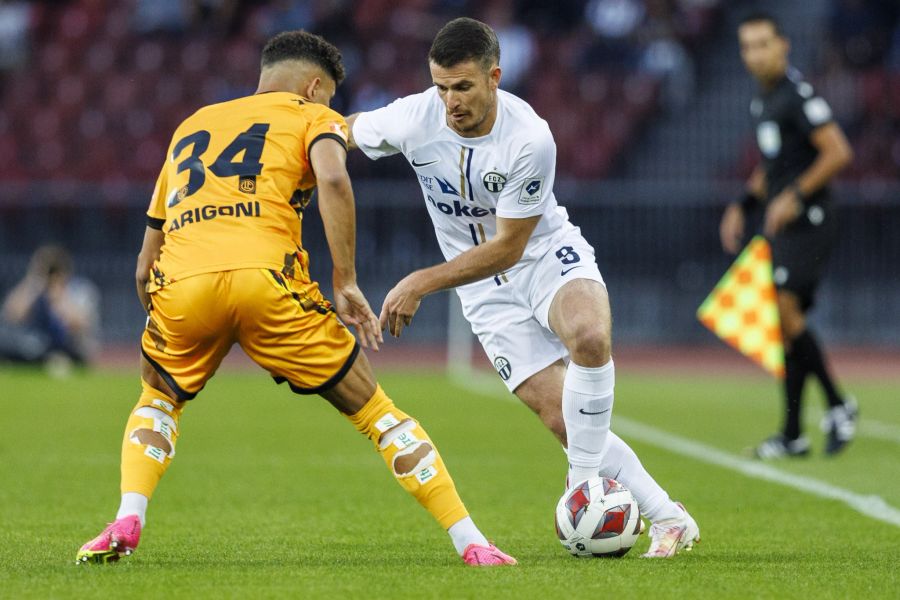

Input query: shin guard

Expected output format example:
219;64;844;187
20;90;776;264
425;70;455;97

120;381;184;499
347;385;468;529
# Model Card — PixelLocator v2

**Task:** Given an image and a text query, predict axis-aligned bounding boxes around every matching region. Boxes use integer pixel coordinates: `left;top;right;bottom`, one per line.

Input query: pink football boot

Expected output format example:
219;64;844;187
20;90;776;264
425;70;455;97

76;515;142;564
462;543;518;566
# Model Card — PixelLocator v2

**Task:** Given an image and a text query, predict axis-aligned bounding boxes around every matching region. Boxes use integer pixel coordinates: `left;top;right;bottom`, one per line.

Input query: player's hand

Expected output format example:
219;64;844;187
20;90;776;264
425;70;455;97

719;203;746;254
136;281;152;315
333;283;383;351
380;274;423;338
764;190;802;237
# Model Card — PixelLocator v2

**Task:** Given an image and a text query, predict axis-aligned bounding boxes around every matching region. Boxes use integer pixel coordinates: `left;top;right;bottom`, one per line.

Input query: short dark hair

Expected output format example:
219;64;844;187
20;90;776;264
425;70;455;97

429;18;500;70
261;30;345;85
738;11;784;37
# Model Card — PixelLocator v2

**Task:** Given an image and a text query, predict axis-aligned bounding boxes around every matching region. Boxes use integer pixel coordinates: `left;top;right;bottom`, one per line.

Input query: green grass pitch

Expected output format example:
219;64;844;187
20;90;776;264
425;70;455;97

1;365;898;598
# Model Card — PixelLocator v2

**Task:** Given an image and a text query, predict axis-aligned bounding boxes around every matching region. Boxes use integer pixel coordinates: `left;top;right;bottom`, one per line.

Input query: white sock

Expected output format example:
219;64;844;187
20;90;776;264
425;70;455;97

447;516;489;555
564;360;615;484
599;432;682;522
116;492;149;526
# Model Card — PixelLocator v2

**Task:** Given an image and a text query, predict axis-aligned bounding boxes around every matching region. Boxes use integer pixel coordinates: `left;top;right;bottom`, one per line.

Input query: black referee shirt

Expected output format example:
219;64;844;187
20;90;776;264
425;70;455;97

751;68;835;203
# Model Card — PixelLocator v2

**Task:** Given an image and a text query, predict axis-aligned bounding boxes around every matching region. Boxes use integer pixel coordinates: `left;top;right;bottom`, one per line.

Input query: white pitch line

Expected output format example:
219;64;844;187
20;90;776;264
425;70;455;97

611;416;900;529
449;373;900;529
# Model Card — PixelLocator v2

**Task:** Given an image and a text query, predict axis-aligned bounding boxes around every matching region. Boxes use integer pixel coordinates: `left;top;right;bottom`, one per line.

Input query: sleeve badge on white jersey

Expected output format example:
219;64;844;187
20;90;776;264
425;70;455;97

518;177;544;205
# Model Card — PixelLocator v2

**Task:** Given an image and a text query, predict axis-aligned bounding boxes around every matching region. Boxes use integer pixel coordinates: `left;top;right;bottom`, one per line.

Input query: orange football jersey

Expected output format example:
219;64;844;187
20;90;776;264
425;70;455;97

146;92;348;281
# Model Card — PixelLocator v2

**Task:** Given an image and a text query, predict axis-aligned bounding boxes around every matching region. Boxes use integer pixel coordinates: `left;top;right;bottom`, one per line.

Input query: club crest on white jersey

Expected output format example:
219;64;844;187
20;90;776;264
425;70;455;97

353;87;576;274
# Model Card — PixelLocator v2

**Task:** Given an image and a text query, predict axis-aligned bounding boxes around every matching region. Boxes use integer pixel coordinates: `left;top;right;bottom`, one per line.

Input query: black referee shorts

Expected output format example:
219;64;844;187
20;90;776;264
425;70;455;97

769;199;839;311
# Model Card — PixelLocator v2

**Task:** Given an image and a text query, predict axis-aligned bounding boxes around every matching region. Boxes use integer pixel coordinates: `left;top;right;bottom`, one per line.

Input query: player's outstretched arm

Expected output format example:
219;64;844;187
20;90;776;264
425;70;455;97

135;227;164;314
380;215;540;337
309;136;382;350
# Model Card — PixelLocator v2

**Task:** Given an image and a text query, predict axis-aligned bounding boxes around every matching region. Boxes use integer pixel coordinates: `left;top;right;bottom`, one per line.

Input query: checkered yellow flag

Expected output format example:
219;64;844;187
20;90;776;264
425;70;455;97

697;236;784;378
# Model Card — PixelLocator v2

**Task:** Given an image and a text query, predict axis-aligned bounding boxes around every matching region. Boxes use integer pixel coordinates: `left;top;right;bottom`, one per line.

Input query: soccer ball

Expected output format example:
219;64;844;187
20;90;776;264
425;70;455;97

554;477;642;557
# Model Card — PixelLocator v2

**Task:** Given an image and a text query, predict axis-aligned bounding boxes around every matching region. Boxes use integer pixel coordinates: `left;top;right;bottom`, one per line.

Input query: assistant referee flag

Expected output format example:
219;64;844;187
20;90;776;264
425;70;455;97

697;236;785;378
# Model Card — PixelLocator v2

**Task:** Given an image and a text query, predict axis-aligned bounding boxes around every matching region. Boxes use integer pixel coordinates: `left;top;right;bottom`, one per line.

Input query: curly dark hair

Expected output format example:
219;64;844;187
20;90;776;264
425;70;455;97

429;18;500;70
261;30;345;85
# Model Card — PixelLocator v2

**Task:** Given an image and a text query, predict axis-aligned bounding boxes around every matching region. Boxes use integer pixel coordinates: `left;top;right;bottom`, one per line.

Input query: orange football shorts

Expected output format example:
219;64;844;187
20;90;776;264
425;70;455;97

141;268;358;400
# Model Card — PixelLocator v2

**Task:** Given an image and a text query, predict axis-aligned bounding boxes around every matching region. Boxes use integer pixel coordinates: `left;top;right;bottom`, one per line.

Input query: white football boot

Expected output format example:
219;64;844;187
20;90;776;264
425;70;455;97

641;502;700;558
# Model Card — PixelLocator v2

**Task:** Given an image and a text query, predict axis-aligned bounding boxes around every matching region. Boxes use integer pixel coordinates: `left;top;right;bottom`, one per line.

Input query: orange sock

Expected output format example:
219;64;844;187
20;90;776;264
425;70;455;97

120;381;184;499
347;385;469;529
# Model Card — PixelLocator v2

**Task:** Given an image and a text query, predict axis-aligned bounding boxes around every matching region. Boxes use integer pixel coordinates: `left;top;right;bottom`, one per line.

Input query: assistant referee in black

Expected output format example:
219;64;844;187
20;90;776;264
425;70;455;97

720;12;857;459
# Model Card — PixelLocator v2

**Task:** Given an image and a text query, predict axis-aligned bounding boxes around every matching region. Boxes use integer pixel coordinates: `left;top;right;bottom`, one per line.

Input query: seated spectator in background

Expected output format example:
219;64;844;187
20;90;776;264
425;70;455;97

0;245;99;370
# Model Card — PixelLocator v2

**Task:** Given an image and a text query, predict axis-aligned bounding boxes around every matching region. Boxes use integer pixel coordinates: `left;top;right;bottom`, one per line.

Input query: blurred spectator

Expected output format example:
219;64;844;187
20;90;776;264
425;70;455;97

640;36;693;110
0;245;100;371
583;0;645;71
0;1;33;71
587;0;645;38
638;0;695;111
481;2;536;93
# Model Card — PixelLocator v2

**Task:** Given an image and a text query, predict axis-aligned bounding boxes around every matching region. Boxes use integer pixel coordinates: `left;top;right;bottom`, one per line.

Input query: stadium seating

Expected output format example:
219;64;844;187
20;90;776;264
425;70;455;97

0;0;724;185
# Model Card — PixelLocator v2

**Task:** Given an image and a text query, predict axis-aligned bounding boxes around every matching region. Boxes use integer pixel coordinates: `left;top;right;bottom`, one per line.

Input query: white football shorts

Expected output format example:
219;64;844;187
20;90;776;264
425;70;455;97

457;230;605;392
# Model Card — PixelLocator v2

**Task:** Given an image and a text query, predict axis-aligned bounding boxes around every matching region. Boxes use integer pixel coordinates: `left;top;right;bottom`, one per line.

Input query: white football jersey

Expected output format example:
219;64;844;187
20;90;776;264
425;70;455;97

353;87;575;283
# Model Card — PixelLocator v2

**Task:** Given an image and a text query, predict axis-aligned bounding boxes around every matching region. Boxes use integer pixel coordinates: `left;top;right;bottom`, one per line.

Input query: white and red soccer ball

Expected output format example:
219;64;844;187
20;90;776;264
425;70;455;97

555;477;642;557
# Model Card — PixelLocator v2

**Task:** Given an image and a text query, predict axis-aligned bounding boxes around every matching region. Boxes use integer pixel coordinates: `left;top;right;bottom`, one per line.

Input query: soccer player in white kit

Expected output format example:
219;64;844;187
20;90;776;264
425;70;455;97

348;17;700;558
